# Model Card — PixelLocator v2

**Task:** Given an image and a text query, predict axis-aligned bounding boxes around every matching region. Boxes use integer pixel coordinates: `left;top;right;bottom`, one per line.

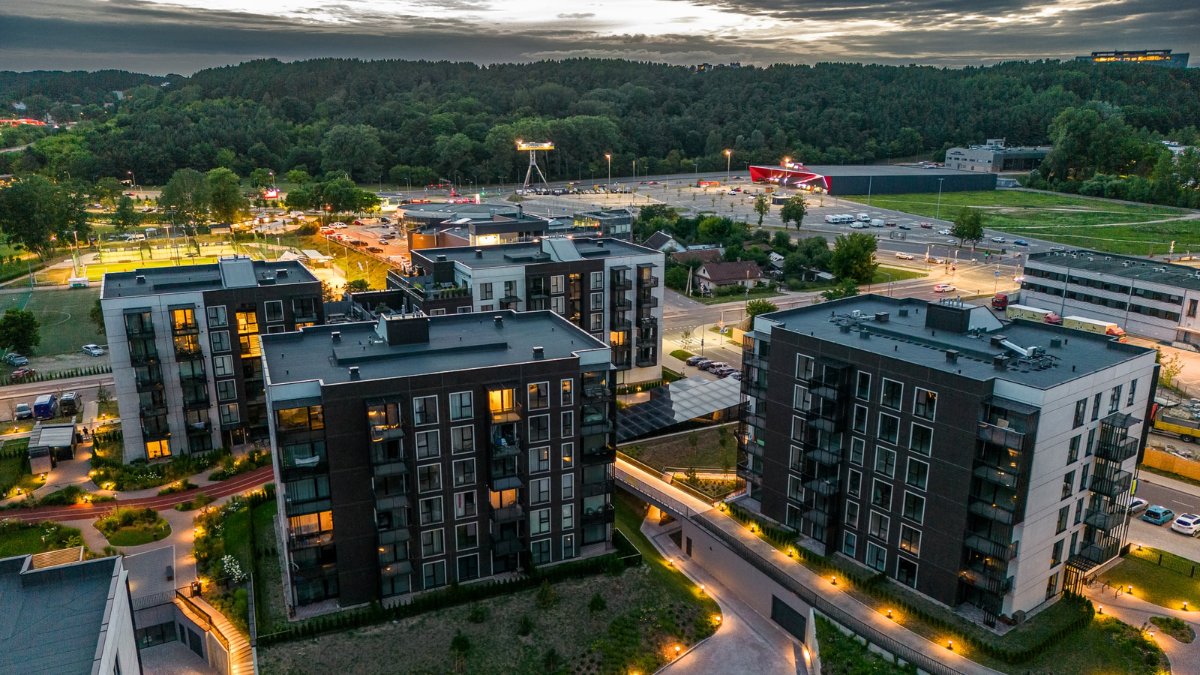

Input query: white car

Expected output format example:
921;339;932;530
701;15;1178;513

850;222;866;229
938;229;951;235
991;236;1006;243
330;222;348;229
1171;513;1200;536
1128;497;1149;514
81;344;105;356
933;284;956;293
857;214;871;222
895;252;914;260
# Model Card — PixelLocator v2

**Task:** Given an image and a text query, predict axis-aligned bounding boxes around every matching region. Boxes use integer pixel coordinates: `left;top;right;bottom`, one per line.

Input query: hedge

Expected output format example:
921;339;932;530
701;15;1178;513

0;364;112;387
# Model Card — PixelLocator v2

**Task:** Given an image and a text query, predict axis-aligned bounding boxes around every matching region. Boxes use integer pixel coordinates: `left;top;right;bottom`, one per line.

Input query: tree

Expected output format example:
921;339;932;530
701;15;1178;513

771;230;795;252
779;195;807;230
113;195;141;231
1158;349;1185;388
320;124;384;181
829;233;878;284
0;175;90;258
449;630;470;674
746;299;779;318
89;298;106;335
0;308;41;354
952;207;985;246
285;168;312;186
159;168;209;223
346;279;371;293
753;193;769;227
248;168;273;190
91;177;123;208
205;168;247;224
821;278;861;301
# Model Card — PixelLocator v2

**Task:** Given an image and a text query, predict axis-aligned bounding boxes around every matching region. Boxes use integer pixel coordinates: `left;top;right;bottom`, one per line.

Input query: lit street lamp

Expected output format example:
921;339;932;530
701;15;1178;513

725;149;731;184
605;153;611;190
127;170;136;192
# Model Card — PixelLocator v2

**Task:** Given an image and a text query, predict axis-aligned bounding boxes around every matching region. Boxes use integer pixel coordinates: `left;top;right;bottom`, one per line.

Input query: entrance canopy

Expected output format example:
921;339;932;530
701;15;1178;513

748;162;830;191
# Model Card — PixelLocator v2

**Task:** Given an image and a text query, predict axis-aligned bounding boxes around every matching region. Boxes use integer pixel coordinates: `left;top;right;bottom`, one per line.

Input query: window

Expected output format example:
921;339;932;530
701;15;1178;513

531;539;552;565
1127;379;1137;407
207;305;227;327
872;479;893;510
905;459;928;490
1046;573;1059;600
896;557;918;589
480;283;494;301
902;492;925;524
264;300;284;323
423;560;446;589
868;511;889;540
866;542;887;572
530;508;551;536
529;415;550;442
146;440;170;460
788;476;803;502
791;416;806;442
843;532;858;557
456;523;478;549
452;459;475;486
562;474;575;501
457;554;479;581
1061;471;1075;499
845;501;860;528
293;297;317;320
210;330;230;352
590;271;604;290
850;438;865;466
531;478;551;504
217;379;237;402
1086;427;1096;456
881;378;903;410
529;446;550;474
855;372;871;400
847;469;862;498
900;525;921;556
416;430;440;459
1073;399;1087;428
1189;299;1197;318
421;529;444;556
528;382;549;409
794;386;811;411
1081;463;1090;493
562;504;575;530
1068;436;1080;464
589;314;603;331
413;396;438;425
910;424;933;456
561;379;574;406
852;406;868;433
551;296;566;315
1091;392;1102;422
561;443;575;469
1056;505;1069;534
590;292;603;311
213;355;234;377
874;448;896;478
418;464;442;492
1074;497;1084;525
454;491;476;519
561;411;574;438
796;354;815;379
913;388;937;420
1109;385;1122;414
1051;539;1064;568
449;392;473;421
451;425;474;454
420;497;444;525
877;414;899;444
563;534;576;560
219;404;239;425
551;275;565;294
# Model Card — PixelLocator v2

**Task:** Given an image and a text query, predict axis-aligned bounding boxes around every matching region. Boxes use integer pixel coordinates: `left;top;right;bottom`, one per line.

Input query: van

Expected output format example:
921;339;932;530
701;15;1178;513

1006;304;1062;325
870;219;884;228
33;394;58;420
1063;316;1127;341
857;214;870;222
60;392;79;416
825;215;837;223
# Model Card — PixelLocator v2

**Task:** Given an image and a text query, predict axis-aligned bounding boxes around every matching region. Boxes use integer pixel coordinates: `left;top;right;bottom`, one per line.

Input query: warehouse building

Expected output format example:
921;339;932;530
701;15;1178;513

1075;50;1189;69
944;140;1051;173
749;162;996;195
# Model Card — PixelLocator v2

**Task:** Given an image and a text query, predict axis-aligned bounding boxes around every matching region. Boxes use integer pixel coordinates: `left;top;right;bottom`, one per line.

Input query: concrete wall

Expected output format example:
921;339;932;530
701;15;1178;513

95;566;141;675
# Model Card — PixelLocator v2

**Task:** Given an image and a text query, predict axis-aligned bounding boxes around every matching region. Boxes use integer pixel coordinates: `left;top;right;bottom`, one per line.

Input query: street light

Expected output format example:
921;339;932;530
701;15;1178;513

605;153;611;189
127;170;136;192
935;178;945;220
725;149;731;184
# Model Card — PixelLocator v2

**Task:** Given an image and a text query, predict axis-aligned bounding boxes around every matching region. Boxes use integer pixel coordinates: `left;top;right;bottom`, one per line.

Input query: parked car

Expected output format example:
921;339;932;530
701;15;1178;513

1014;240;1029;247
898;224;911;230
884;220;897;227
705;361;730;373
366;246;384;253
60;392;79;416
716;368;739;378
938;229;951;235
1049;246;1065;252
1142;506;1175;525
933;284;956;293
10;368;35;380
33;394;58;420
991;236;1006;243
728;372;743;381
378;239;390;246
919;222;932;229
690;358;713;369
1127;497;1149;514
685;355;708;366
1171;513;1200;536
14;403;32;420
895;252;914;260
3;353;28;366
81;344;105;356
857;214;871;222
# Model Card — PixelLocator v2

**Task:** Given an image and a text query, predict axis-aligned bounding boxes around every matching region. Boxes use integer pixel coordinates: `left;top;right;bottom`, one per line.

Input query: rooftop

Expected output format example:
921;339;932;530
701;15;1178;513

758;295;1152;389
101;257;319;299
262;310;609;387
0;555;123;675
1026;249;1200;291
413;237;659;270
768;164;988;178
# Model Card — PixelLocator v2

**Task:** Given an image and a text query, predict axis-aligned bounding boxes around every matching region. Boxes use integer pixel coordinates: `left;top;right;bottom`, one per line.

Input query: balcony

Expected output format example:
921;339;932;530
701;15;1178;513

135;378;164;393
1090;468;1132;498
808;416;843;434
380;560;413;577
488;400;522;424
960;567;1012;596
175;344;203;360
744;412;767;430
583;503;616;525
963;533;1017;560
611;296;632;311
977;422;1025;450
370;423;405;442
804;447;842;467
803;508;830;528
611;277;633;291
805;378;842;401
1094;436;1139;464
610;317;632;331
581;412;613;436
968;500;1016;525
141;424;171;441
494;537;524;557
737;461;763;478
186;421;212;436
803;477;840;497
375;494;409;511
639;275;659;288
1084;508;1125;532
129;351;160;366
288;531;333;551
637;295;659;309
373;460;409;477
635;353;657;368
972;464;1019;490
172;321;199;336
746;380;768;399
139;401;168;416
490;435;522;459
125;323;155;338
490;470;523;492
582;444;616;464
581;478;615;497
183;397;210;412
1079;541;1117;565
583;385;613;402
489;503;524;524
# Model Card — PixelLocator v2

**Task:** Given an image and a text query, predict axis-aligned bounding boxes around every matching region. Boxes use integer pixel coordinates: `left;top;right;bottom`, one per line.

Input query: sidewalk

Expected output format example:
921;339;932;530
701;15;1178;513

1083;582;1200;675
1138;469;1200;499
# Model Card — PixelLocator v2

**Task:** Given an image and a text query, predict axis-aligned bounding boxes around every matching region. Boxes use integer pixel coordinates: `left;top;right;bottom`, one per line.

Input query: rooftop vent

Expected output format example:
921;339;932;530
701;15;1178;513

1050;338;1062;349
533;346;544;359
946;349;959;363
494;315;504;328
475;249;483;258
331;331;341;342
993;354;1010;371
875;312;890;323
990;334;1008;348
277;268;289;278
349;366;360;380
436;254;447;262
839;324;851;333
859;329;871;339
898;308;909;317
135;275;146;284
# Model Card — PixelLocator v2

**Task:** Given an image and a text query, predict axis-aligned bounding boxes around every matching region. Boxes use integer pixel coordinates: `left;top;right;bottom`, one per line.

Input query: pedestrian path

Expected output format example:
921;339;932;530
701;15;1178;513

1139;469;1200;499
179;592;254;675
1084;582;1200;675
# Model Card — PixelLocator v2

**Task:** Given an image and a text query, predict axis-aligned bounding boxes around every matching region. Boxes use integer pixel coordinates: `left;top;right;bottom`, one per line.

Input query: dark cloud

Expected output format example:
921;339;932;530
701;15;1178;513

0;0;1195;75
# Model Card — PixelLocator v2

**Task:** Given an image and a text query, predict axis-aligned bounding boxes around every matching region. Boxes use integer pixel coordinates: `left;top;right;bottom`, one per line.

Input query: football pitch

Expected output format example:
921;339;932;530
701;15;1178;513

0;288;105;356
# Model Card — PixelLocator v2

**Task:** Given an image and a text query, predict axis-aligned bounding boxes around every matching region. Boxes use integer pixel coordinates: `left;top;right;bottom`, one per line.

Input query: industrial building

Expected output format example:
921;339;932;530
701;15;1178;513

944;140;1051;173
1075;50;1189;69
749;162;996;195
739;295;1155;623
262;311;618;609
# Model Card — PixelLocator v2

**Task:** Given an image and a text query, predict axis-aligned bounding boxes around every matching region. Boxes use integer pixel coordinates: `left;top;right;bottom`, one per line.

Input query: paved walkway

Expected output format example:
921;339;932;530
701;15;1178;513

182;593;254;675
1139;469;1200;499
1084;581;1200;675
140;641;217;675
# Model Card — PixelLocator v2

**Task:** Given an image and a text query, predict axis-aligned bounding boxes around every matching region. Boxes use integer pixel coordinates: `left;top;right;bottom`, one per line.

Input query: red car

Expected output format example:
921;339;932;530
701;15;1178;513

919;222;933;229
10;368;36;380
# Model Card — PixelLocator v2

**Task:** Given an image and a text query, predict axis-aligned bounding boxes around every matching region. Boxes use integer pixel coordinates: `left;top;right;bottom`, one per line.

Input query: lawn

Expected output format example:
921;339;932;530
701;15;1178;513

622;425;737;472
0;287;105;356
843;191;1191;256
691;288;783;305
872;266;925;283
0;440;44;499
1099;551;1200;611
275;233;392;289
259;493;718;675
1016;615;1166;675
84;258;222;280
94;506;171;547
669;349;694;361
0;520;85;557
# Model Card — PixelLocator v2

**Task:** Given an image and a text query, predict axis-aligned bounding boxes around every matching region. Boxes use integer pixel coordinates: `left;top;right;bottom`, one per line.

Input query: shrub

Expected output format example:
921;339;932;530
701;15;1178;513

536;580;559;609
542;648;562;673
517;615;533;637
157;479;197;496
467;604;489;624
588;593;607;613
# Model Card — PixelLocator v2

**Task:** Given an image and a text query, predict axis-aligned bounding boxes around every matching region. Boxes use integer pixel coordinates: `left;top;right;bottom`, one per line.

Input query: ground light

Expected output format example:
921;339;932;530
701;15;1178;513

1185;601;1189;610
831;576;837;586
674;646;681;656
1098;606;1103;614
887;609;893;619
715;616;722;624
947;641;954;650
699;585;706;594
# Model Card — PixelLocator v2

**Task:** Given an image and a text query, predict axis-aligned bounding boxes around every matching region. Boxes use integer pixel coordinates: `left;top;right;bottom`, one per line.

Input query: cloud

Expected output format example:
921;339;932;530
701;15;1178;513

556;13;596;20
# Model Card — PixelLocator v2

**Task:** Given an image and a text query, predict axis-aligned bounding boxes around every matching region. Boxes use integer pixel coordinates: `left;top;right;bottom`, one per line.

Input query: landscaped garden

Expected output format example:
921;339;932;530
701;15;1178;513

622;425;738;474
94;506;171;547
0;520;86;557
0;439;44;499
90;429;226;491
1098;546;1199;611
208;448;272;481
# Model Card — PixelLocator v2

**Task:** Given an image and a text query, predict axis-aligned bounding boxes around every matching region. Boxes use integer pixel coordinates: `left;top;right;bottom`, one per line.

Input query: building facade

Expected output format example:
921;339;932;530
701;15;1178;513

1075;50;1189;69
387;238;665;384
261;311;617;610
739;296;1155;623
944;140;1051;173
1021;249;1200;343
101;257;324;462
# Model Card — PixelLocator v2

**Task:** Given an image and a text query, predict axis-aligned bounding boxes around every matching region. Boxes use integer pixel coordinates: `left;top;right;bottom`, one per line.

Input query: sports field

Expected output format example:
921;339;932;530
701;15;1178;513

0;288;104;356
844;191;1196;255
83;258;223;280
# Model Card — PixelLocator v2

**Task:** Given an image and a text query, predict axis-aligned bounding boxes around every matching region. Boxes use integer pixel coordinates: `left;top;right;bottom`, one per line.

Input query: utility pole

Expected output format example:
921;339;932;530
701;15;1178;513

936;178;945;220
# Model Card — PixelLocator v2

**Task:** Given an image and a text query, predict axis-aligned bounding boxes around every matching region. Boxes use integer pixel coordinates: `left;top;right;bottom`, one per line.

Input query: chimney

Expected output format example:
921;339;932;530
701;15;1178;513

1050;338;1062;349
533;346;544;359
331;331;341;342
839;324;851;333
875;312;889;323
859;329;871;339
990;334;1007;348
494;315;504;328
135;275;146;284
945;349;959;363
349;366;360;380
993;354;1009;370
898;308;909;317
475;249;483;258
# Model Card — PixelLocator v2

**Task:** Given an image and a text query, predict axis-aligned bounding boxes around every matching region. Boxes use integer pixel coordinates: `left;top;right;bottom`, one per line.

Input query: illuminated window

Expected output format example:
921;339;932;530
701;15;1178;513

146;440;170;460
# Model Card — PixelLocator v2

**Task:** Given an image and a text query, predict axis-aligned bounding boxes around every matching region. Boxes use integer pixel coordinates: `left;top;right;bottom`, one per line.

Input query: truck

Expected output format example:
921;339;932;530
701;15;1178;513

1152;404;1200;442
33;394;58;420
992;293;1009;310
1006;304;1062;325
1062;316;1128;342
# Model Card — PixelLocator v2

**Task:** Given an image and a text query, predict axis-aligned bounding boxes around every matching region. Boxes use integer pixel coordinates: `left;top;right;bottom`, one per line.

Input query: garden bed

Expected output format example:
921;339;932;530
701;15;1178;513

0;520;85;558
1150;615;1195;643
1099;551;1198;611
94;507;171;547
208;449;271;481
621;425;737;474
0;439;43;499
90;430;225;491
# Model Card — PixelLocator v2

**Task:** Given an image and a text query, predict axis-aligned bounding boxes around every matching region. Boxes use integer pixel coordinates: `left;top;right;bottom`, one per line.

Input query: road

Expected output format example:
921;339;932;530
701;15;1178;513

0;373;114;422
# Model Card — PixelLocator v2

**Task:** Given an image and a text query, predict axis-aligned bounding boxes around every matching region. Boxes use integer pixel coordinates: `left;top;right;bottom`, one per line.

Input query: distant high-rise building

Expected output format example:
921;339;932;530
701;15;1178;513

1075;50;1189;69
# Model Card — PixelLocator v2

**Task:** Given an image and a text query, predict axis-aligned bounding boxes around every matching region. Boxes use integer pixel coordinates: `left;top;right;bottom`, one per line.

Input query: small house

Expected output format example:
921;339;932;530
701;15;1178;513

28;423;77;473
693;261;765;293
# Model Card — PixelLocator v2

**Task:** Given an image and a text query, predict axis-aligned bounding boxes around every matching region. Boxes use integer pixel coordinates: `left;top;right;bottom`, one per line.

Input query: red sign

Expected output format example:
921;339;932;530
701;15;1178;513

264;189;279;199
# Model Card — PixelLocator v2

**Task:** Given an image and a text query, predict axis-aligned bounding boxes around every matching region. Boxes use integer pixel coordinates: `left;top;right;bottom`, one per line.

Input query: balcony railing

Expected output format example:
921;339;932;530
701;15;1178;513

186;421;212;436
972;464;1019;490
803;476;840;497
637;295;659;309
968;500;1016;525
804;447;842;467
141;424;171;440
977;422;1025;450
135;377;163;393
490;436;522;458
581;478;615;497
175;344;203;359
611;277;633;291
183;397;210;411
172;321;199;336
611;296;633;311
582;503;616;524
1079;542;1117;565
375;494;409;511
581;416;614;435
639;275;659;288
963;533;1017;560
960;567;1012;596
610;317;632;330
1090;468;1132;498
1094;436;1139;464
582;445;616;464
489;503;524;524
635;353;657;368
494;537;524;557
129;351;160;366
583;385;613;402
372;460;409;477
1084;508;1125;532
125;324;155;338
803;508;830;528
371;424;405;442
805;377;842;401
288;531;333;551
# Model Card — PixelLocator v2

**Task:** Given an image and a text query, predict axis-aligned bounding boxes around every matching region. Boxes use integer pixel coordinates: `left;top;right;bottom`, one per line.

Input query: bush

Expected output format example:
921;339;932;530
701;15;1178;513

536;580;559;609
517;615;533;637
467;604;489;624
588;593;607;613
157;479;197;496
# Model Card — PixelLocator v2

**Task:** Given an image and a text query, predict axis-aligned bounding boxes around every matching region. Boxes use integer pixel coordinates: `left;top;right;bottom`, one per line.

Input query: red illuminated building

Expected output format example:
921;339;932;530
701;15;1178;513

748;160;830;191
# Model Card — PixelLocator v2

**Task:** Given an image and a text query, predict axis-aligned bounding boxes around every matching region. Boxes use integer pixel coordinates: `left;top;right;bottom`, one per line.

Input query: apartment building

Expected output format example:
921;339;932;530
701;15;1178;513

739;296;1156;623
387;238;665;384
1021;249;1200;343
261;310;617;610
101;257;324;462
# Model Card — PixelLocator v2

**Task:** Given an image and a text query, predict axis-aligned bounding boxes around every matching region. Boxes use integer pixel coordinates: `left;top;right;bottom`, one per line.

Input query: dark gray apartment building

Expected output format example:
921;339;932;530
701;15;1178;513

739;296;1156;623
101;257;324;462
261;310;617;610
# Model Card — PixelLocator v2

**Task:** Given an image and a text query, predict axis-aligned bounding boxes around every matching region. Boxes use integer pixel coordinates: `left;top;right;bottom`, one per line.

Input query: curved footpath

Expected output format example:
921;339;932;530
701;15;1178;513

2;464;273;524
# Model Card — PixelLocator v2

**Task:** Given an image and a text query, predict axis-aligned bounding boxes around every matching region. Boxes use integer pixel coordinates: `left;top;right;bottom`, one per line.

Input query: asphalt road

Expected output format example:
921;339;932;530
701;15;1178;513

1136;476;1200;514
0;374;114;421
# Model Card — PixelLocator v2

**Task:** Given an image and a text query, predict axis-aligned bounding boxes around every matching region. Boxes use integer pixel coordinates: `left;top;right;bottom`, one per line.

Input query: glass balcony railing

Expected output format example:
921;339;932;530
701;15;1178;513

968;500;1016;525
963;533;1017;560
1094;436;1139;464
489;503;524;524
972;464;1019;490
1084;508;1125;532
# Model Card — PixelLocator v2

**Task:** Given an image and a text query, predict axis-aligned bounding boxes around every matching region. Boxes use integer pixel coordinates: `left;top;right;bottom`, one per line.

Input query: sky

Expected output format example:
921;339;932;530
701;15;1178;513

0;0;1197;75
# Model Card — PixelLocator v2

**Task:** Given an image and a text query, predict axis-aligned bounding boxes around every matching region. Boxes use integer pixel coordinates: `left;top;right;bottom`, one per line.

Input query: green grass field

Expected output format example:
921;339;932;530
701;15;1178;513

84;258;223;280
0;288;105;356
844;191;1194;255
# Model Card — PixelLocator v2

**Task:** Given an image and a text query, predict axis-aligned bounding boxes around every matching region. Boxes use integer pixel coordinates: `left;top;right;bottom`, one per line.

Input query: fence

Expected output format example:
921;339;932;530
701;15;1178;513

1128;547;1199;577
176;589;232;653
0;364;112;387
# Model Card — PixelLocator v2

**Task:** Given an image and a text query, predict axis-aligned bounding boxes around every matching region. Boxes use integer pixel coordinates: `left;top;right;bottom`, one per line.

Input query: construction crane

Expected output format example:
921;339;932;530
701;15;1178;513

517;140;554;192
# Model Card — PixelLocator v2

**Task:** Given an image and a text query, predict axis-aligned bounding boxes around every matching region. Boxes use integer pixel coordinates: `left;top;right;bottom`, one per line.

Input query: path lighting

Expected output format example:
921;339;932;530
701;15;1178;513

715;615;722;624
887;609;893;619
831;576;837;586
1128;585;1134;594
947;641;954;651
699;584;706;594
1184;601;1189;610
669;557;675;566
674;645;682;655
1098;606;1103;614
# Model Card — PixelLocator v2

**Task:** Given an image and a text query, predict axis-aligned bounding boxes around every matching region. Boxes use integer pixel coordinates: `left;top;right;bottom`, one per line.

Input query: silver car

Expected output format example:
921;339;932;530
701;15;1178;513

81;344;105;356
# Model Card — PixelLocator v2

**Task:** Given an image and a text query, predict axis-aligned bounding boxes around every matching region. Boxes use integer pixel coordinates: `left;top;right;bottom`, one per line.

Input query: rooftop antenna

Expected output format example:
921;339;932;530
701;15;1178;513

517;140;554;192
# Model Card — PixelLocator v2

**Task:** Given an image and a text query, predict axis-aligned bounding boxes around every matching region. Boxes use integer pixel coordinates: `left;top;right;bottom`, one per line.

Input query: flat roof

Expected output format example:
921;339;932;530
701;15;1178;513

1026;249;1200;291
760;295;1152;389
262;310;609;387
799;164;986;178
415;237;658;270
101;257;319;299
122;545;176;603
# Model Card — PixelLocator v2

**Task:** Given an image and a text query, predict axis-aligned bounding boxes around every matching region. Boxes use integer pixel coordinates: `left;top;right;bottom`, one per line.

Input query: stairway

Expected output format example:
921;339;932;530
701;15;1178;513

175;593;254;675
